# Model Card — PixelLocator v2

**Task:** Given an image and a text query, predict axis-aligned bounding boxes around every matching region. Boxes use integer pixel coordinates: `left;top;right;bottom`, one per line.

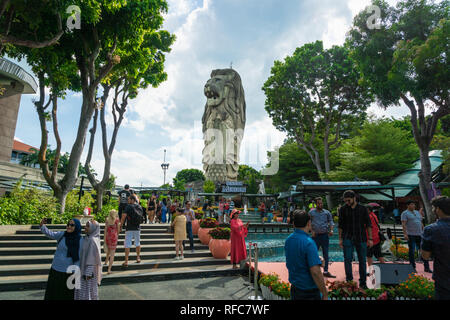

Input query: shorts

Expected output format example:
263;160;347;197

366;242;382;259
125;230;141;248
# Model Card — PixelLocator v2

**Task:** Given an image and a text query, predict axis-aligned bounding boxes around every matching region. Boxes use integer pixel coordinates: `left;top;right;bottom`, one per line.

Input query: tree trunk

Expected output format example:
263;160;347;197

55;189;69;215
417;145;435;223
323;142;334;210
95;185;104;214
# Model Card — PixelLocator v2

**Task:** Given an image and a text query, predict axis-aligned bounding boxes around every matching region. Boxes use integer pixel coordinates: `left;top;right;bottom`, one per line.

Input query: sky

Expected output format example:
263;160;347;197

11;0;415;188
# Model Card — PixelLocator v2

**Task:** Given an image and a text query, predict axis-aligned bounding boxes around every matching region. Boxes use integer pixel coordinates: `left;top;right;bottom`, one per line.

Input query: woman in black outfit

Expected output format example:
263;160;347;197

147;195;156;224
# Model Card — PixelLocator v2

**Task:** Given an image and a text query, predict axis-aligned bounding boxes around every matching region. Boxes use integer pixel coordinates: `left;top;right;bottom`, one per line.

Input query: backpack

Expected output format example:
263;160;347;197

129;204;144;226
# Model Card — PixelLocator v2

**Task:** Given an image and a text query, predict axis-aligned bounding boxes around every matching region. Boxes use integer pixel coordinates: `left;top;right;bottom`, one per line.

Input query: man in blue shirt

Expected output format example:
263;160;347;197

285;210;328;300
401;200;431;273
309;197;336;278
422;196;450;300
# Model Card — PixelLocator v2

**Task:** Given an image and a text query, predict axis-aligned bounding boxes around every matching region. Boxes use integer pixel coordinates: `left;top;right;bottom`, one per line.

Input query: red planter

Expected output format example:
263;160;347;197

209;239;231;259
192;219;200;235
198;227;213;245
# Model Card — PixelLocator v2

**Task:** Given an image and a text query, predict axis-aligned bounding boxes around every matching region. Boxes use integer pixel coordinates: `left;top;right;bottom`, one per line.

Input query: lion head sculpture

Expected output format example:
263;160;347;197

201;68;246;182
202;68;246;133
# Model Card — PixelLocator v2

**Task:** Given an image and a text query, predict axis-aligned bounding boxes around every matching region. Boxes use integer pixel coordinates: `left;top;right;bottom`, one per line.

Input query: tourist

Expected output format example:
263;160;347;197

259;201;266;223
118;184;131;228
166;198;172;223
184;201;196;253
172;207;187;260
224;199;230;218
366;205;386;267
378;205;385;224
40;218;83;300
230;209;249;269
120;194;143;267
169;199;177;223
75;220;102;300
203;199;210;218
104;210;120;275
285;210;328;300
393;207;400;224
338;190;373;289
422;196;450;300
401;200;432;273
218;198;225;224
155;199;162;223
309;197;336;278
161;198;168;223
147;194;156;224
282;203;289;223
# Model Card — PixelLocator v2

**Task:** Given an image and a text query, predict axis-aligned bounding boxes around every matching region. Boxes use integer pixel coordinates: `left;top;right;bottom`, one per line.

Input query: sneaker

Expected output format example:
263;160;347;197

181;255;184;260
323;271;336;278
174;256;180;261
191;249;195;253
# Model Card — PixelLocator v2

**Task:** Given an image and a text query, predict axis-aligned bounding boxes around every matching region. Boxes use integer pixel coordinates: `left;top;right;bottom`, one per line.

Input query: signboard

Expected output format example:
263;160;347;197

221;181;246;193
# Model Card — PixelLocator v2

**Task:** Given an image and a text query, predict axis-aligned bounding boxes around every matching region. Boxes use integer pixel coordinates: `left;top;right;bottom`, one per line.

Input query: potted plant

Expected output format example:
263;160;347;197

270;280;291;300
192;212;204;235
393;274;434;300
208;227;231;259
198;218;218;245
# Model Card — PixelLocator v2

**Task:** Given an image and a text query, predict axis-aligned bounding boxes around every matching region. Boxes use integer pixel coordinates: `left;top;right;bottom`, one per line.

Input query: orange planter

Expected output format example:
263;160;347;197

192;219;200;235
209;239;231;259
198;227;213;245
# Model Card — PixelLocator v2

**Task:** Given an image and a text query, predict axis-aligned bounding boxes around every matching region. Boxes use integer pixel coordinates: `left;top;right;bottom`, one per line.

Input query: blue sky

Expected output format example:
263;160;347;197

11;0;413;188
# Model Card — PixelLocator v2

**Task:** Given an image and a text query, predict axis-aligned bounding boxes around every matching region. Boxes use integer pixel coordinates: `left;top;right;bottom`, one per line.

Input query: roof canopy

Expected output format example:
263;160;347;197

0;58;37;94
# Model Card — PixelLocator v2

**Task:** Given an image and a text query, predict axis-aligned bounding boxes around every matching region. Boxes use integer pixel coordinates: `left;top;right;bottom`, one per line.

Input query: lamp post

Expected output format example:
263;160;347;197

78;174;87;202
161;149;169;186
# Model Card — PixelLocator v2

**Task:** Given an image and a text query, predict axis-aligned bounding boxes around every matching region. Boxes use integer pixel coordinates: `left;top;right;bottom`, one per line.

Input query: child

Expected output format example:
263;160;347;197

172;207;187;260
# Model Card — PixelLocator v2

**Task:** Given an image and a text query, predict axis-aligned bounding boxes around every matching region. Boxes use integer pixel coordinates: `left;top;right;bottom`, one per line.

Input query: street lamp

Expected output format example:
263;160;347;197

78;173;87;202
161;149;169;186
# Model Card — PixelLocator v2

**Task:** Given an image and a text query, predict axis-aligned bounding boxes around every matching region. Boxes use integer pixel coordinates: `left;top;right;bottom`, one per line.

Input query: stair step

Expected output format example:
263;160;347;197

0;266;244;292
0;239;202;247
0;233;192;241
0;249;214;265
0;244;210;256
0;256;229;277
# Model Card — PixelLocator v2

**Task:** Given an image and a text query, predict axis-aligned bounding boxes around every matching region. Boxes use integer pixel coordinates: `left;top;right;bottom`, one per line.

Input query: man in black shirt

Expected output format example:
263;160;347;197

119;194;142;267
118;184;132;225
338;190;373;288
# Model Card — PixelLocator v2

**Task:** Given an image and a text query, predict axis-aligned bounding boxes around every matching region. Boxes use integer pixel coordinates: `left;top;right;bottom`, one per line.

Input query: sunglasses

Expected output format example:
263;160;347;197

67;222;75;227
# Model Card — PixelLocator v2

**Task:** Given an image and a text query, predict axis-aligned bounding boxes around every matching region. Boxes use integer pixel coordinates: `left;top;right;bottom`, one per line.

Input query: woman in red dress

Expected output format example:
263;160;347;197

104;210;119;274
230;209;249;269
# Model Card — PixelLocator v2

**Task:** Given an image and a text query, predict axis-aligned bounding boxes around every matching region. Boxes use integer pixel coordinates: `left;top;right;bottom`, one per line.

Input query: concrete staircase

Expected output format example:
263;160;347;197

0;224;244;291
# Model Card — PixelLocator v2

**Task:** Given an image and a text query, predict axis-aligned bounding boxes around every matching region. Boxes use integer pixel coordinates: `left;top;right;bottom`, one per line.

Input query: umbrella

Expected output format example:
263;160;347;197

368;202;380;207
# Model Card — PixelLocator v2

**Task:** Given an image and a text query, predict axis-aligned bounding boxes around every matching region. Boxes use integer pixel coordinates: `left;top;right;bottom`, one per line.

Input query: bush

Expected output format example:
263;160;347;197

258;273;280;288
0;181;59;225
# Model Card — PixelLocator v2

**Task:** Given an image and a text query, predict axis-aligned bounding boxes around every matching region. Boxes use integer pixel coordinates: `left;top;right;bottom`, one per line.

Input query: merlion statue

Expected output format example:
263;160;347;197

202;68;246;182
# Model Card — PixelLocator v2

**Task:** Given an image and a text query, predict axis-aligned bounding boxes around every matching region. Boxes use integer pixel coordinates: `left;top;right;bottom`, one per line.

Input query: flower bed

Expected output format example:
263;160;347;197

327;274;434;300
199;217;218;228
258;273;290;300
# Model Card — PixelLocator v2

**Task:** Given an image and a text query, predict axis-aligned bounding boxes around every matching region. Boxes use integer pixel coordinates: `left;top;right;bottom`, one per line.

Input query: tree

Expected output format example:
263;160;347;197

238;164;262;195
84;3;175;212
264;140;321;193
203;180;215;193
326;119;419;183
174;169;205;184
5;1;171;213
0;0;65;54
262;41;373;209
347;0;449;221
173;178;186;192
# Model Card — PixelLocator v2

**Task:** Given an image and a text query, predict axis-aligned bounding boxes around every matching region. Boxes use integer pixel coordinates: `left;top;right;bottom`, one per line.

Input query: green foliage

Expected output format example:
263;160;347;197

173;178;186;191
174;169;205;184
199;217;218;228
0;181;59;225
326;119;419;183
203;180;216;193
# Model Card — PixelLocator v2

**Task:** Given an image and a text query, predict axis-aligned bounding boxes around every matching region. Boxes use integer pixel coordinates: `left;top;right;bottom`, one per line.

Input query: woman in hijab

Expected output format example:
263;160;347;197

40;217;83;300
230;209;249;269
75;220;102;300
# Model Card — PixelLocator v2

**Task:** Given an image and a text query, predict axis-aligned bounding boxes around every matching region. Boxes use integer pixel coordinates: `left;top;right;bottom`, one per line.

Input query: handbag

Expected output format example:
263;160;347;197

375;219;386;242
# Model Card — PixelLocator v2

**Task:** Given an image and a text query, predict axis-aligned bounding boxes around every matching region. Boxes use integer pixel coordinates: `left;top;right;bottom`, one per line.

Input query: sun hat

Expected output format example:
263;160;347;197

230;209;241;219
